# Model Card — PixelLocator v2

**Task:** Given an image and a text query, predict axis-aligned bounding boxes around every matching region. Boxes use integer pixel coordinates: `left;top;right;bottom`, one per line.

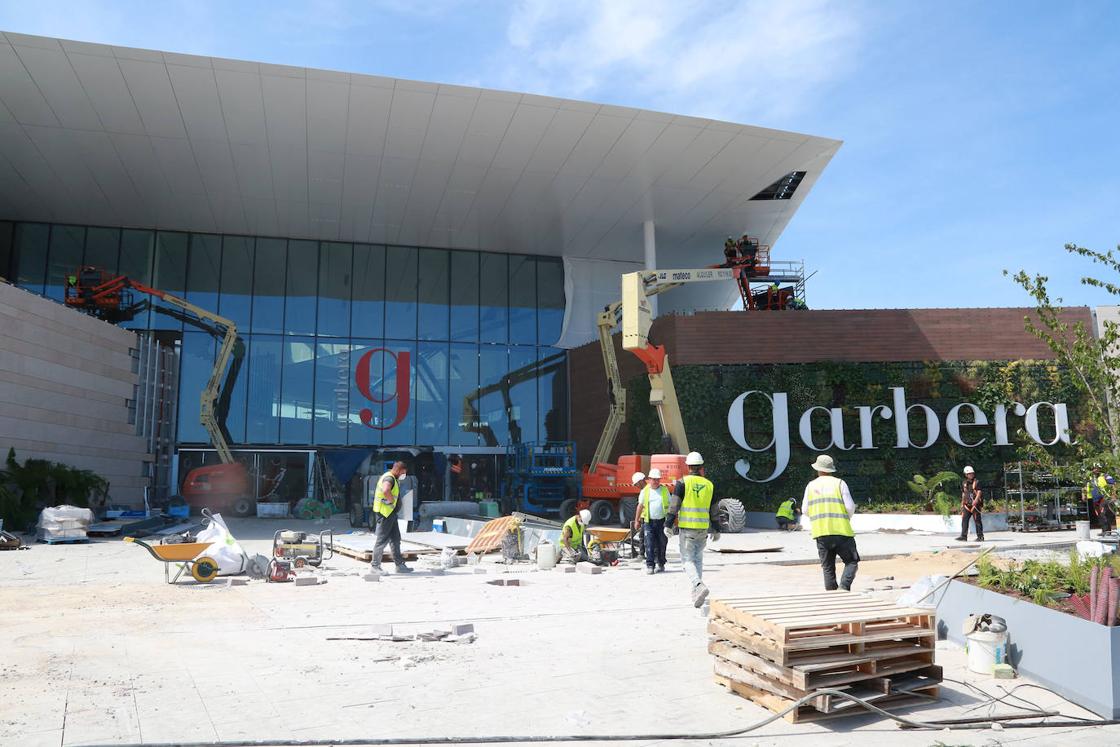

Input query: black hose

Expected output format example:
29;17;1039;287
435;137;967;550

87;686;1120;747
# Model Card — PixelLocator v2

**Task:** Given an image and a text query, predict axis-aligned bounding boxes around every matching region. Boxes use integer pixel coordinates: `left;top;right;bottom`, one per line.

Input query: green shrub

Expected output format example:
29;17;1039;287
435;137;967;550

0;448;108;532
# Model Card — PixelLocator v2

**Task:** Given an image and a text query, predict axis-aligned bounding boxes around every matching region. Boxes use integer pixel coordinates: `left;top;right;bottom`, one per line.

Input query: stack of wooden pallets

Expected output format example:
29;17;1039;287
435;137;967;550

709;592;941;723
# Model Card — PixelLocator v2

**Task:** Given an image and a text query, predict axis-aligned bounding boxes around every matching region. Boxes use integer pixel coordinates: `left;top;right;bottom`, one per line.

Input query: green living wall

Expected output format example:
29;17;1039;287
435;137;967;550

627;360;1085;511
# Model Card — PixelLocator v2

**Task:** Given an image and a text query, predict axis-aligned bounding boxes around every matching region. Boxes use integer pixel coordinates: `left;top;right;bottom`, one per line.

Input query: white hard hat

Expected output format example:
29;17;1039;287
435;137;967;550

685;451;704;466
647;468;662;479
578;509;592;524
963;465;975;474
631;471;646;484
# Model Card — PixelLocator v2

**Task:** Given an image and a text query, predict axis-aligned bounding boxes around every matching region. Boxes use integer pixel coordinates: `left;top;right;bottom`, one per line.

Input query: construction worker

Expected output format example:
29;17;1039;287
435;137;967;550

370;461;413;574
560;509;592;564
775;497;800;531
803;455;859;591
1086;466;1110;533
666;451;720;607
955;466;984;542
633;468;669;574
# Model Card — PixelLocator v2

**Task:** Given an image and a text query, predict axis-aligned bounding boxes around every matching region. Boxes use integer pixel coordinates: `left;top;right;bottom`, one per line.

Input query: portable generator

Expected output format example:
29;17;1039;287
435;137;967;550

273;529;334;568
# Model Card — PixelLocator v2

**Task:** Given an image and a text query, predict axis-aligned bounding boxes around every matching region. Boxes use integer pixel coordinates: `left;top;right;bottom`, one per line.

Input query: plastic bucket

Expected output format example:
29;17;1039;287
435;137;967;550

966;630;1008;675
1077;520;1091;540
536;541;558;570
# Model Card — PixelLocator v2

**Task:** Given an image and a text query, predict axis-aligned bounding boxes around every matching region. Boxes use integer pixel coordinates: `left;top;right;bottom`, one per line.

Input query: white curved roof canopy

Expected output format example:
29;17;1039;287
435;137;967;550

0;31;840;318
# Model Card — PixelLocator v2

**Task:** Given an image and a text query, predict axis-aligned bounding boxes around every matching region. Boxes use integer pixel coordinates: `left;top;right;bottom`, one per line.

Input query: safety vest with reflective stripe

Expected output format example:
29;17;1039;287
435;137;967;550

805;476;853;538
373;471;399;518
776;499;796;521
562;515;584;548
639;484;670;521
1085;475;1108;503
678;475;714;530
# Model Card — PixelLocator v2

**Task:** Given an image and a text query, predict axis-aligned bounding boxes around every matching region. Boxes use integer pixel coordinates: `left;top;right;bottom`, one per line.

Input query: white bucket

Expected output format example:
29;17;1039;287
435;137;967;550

1076;520;1091;540
966;630;1008;675
536;541;558;570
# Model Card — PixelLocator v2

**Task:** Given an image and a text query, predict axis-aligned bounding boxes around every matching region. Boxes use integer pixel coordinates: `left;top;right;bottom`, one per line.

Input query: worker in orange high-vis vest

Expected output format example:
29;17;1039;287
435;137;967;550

370;461;413;574
802;454;859;591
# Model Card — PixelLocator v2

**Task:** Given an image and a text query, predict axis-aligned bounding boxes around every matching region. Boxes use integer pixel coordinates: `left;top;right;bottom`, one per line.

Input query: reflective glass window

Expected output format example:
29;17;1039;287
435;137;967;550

380;340;416;445
186;234;222;315
537;259;565;346
448;343;480;447
385;246;417;340
313;340;358;445
0;222;12;279
509;255;537;344
246;335;282;444
118;230;154;329
508;345;537;445
349;340;384;446
286;240;318;336
449;251;479;342
317;242;352;337
418;248;449;340
416;342;449;444
177;331;214;444
351;244;385;339
479;253;508;344
219;236;254;331
83;227;120;272
280;336;315;443
538;347;568;441
251;238;286;334
477;345;509;446
13;223;48;293
151;232;188;330
46;224;84;301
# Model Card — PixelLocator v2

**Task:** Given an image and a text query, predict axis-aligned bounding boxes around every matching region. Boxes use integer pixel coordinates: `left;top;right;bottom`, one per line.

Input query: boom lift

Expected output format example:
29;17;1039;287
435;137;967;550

64;266;252;515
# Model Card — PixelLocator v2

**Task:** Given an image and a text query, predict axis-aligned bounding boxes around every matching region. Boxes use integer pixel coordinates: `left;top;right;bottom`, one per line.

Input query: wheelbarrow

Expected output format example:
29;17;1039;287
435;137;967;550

124;537;223;584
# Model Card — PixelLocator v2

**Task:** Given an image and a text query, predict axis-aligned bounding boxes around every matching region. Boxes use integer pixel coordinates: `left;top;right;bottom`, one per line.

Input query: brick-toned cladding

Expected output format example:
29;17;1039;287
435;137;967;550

568;307;1092;465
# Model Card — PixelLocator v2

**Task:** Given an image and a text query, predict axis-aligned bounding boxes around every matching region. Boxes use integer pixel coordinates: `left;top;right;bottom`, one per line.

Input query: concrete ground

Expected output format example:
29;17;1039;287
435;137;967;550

2;517;1117;747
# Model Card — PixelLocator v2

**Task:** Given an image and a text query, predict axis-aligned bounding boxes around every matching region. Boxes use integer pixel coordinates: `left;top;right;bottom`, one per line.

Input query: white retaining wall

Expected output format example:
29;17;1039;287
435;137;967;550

0;282;149;505
746;510;1010;533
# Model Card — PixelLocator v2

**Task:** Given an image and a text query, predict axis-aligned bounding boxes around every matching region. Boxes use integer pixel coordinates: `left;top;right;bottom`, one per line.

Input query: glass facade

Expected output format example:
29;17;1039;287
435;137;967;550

3;222;569;450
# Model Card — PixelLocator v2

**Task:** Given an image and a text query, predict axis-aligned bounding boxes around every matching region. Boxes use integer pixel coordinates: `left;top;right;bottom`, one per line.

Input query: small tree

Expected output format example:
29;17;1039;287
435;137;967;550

1007;242;1120;479
907;471;960;517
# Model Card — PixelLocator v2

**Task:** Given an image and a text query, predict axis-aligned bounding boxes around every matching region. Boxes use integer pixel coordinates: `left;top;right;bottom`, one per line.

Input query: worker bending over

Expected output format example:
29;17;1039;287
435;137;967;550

666;451;720;607
560;509;593;564
803;455;858;591
633;468;669;574
775;497;800;531
370;461;413;574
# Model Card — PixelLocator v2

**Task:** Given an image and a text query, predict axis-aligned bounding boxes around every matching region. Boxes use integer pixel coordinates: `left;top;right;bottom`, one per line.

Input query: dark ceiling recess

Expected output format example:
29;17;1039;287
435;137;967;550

750;171;807;200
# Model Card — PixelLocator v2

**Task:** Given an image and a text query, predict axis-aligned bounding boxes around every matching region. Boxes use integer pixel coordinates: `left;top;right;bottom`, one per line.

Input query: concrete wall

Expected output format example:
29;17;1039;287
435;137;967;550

0;282;149;505
745;510;1010;533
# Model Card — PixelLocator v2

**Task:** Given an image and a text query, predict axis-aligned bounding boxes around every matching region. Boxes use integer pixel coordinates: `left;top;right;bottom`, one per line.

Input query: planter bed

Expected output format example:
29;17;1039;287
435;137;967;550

936;578;1120;718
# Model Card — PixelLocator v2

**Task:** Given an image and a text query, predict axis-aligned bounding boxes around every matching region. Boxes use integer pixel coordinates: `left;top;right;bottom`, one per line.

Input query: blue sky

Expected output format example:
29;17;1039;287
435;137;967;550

1;0;1117;310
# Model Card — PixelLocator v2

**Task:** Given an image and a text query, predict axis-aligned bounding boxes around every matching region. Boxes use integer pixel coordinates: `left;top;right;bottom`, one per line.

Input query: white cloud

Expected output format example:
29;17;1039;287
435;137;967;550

495;0;863;124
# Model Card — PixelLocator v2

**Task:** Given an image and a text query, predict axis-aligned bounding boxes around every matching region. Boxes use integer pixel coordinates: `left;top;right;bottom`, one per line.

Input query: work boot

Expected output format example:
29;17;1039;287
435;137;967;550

395;564;414;574
976;536;985;542
646;567;655;575
953;536;966;541
369;564;383;575
691;582;709;608
656;564;665;573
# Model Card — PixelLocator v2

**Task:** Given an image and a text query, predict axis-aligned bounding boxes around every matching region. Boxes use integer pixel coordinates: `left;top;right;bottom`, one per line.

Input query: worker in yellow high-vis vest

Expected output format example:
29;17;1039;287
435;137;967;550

560;509;593;564
370;461;413;574
666;452;720;608
633;468;670;574
803;454;859;591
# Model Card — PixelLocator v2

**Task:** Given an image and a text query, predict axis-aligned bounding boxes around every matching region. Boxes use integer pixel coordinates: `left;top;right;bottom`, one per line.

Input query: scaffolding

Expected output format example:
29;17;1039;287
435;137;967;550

1003;461;1084;532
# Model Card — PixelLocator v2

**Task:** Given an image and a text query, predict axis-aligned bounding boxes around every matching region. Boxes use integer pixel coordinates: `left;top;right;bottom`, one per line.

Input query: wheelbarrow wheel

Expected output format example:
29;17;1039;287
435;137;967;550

191;557;220;583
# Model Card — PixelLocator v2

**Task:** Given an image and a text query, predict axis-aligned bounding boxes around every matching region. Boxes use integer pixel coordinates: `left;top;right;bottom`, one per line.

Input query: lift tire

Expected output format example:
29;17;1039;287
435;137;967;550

716;498;747;534
589;500;615;526
349;501;365;528
618;497;639;527
231;497;255;518
558;498;578;519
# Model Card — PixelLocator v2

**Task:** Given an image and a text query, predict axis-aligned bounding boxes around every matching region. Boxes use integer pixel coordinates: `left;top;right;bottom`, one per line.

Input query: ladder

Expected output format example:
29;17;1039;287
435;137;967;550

312;454;345;513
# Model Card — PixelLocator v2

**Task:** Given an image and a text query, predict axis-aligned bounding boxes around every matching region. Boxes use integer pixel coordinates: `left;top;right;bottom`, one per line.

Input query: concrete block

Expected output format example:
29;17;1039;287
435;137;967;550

557;565;576;573
505;579;521;587
224;577;248;587
294;576;324;586
451;623;474;636
473;567;487;574
576;563;602;575
363;572;381;582
372;624;393;638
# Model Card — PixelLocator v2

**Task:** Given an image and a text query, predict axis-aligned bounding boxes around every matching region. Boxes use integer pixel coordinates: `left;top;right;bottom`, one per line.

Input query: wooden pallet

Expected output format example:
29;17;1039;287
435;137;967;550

711;592;934;647
709;592;940;723
464;517;515;555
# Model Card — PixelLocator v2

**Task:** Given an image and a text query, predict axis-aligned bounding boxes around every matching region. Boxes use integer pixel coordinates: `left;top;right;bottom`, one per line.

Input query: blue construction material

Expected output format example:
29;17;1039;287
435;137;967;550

502;441;580;516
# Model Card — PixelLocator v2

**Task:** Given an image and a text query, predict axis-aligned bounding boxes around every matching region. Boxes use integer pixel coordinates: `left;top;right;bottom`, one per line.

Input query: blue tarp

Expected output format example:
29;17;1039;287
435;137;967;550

320;449;375;485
